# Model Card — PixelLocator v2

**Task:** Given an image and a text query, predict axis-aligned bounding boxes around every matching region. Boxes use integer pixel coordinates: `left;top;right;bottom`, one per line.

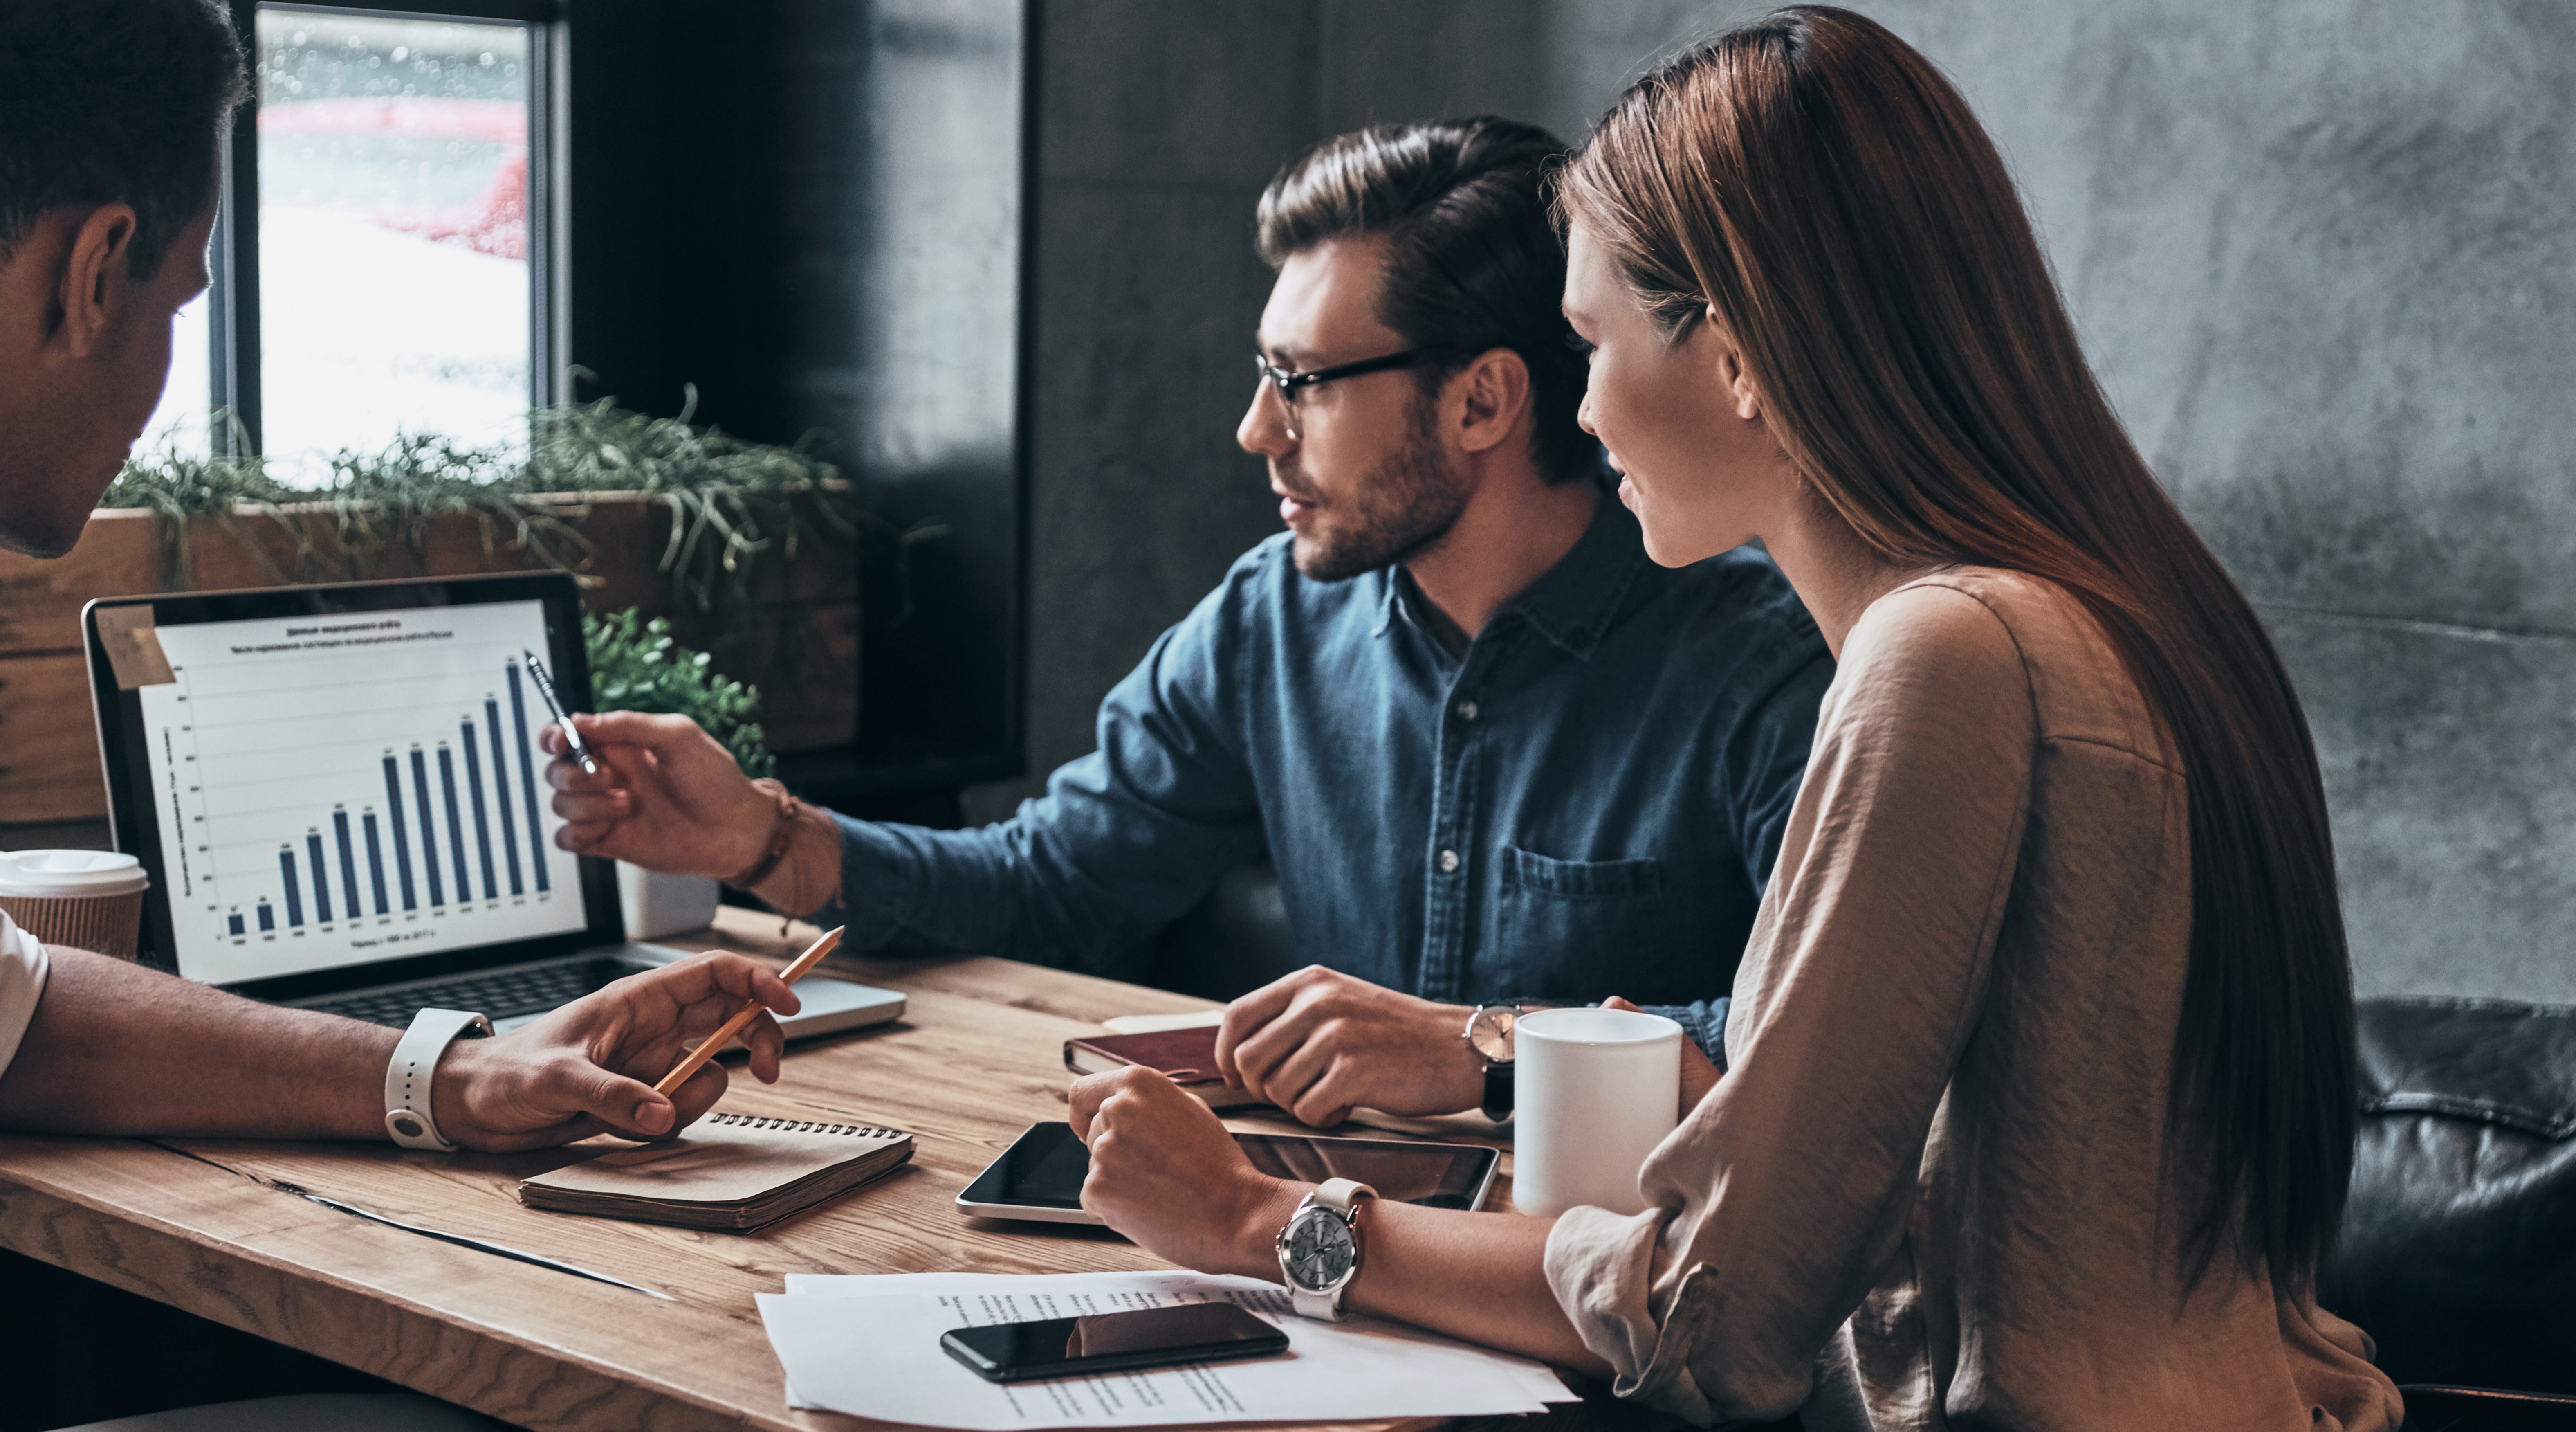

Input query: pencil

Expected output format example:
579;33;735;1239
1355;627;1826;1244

652;926;845;1097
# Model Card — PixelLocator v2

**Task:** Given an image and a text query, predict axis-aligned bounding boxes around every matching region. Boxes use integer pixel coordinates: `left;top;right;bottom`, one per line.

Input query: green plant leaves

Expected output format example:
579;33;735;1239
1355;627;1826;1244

105;387;866;662
582;608;776;779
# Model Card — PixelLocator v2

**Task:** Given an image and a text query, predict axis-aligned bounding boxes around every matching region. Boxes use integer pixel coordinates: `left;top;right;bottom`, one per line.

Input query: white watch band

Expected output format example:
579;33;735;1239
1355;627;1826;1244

1288;1178;1378;1322
383;1007;492;1151
1313;1176;1371;1215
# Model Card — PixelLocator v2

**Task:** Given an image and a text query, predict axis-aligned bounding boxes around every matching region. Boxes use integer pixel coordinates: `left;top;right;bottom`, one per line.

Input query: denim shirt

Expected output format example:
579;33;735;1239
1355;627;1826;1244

822;497;1832;1057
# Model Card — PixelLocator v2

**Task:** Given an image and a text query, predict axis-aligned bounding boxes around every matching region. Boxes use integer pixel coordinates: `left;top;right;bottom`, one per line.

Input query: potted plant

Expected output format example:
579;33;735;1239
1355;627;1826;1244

0;389;885;824
583;607;775;939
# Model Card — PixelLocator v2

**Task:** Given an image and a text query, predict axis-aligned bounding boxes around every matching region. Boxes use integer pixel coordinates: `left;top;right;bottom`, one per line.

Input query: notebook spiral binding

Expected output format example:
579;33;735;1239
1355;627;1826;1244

707;1111;906;1138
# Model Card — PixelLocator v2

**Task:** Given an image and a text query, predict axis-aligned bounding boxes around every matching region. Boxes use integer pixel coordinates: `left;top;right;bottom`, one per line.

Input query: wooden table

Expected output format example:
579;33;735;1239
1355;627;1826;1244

0;908;1519;1432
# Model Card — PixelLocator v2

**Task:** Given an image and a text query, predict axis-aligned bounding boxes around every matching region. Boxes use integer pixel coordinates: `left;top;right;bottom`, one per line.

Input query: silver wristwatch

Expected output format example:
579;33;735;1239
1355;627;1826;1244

1276;1176;1377;1320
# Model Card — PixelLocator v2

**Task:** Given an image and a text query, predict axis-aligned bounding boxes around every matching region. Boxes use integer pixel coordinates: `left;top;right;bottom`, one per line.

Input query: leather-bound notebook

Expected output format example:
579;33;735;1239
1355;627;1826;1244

1063;1026;1266;1110
1068;1021;1513;1140
518;1112;914;1231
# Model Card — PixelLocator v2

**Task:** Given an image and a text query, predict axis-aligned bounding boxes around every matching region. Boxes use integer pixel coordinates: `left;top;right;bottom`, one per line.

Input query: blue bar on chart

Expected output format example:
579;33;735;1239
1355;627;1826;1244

486;699;524;896
277;848;304;928
227;913;245;937
438;746;472;901
507;662;549;892
362;812;389;916
332;810;361;920
381;757;417;911
306;831;332;924
410;749;444;906
256;902;275;932
462;720;498;901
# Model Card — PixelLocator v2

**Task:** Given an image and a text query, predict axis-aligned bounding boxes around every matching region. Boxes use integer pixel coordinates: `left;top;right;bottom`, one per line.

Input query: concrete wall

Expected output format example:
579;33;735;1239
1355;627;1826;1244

996;1;2576;1004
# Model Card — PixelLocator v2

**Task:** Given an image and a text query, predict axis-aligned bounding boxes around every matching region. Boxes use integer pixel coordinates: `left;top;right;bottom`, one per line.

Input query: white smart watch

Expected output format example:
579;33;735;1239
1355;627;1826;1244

1276;1176;1377;1320
383;1007;493;1151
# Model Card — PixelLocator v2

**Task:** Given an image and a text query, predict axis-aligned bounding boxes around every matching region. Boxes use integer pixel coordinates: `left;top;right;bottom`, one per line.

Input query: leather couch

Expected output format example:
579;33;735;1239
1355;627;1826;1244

2326;996;2576;1397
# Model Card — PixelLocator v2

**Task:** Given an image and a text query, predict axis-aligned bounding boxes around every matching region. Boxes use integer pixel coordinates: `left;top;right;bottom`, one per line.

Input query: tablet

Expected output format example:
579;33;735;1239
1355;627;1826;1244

956;1120;1501;1225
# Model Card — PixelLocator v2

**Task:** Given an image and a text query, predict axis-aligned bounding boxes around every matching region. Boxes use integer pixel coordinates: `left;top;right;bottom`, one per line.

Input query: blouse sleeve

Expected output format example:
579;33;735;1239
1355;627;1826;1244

0;912;54;1086
1543;583;2040;1425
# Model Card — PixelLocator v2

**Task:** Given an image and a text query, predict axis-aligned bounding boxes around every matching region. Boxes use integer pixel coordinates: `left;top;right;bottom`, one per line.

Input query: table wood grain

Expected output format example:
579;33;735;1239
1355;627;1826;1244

0;907;1519;1432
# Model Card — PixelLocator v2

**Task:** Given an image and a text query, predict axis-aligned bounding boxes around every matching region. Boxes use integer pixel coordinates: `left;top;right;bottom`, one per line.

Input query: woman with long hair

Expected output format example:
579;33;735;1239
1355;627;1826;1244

1066;8;2403;1427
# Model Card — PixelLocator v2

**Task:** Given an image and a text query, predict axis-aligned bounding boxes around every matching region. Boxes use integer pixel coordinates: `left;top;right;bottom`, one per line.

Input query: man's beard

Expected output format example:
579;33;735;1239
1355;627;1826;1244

1287;398;1471;583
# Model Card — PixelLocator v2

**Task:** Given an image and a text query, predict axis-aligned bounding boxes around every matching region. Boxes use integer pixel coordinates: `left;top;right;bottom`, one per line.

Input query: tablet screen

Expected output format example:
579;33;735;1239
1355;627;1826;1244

960;1121;1498;1214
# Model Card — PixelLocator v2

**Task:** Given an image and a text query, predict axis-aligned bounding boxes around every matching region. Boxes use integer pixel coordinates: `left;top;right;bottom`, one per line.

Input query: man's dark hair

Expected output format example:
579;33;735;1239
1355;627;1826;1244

1257;117;1596;486
0;0;247;278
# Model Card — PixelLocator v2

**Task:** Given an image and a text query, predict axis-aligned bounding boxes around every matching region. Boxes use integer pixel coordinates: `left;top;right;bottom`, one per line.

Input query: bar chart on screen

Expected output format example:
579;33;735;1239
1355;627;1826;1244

137;600;589;985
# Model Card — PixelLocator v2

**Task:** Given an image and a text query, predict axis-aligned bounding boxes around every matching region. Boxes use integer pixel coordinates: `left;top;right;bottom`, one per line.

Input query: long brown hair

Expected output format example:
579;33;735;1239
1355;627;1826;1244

1561;5;2356;1294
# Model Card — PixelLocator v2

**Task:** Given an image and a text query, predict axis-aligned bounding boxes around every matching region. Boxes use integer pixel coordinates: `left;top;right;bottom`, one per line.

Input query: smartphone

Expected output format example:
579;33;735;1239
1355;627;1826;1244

954;1120;1500;1224
940;1302;1290;1383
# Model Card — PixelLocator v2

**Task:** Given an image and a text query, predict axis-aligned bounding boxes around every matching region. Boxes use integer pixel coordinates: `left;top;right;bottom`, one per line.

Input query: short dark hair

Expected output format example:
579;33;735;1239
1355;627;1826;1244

1257;117;1596;486
0;0;247;278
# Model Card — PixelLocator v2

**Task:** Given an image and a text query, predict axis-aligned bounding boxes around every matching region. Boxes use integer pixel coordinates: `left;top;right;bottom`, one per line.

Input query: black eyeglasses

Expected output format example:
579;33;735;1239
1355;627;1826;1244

1252;348;1453;407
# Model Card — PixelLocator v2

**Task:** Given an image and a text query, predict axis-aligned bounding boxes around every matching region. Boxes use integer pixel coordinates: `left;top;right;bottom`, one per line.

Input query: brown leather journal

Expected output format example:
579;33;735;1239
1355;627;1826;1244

1061;1026;1268;1110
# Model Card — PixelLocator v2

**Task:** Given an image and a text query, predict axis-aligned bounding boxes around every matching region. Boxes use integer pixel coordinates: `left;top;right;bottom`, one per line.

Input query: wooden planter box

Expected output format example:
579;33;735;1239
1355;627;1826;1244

0;496;857;824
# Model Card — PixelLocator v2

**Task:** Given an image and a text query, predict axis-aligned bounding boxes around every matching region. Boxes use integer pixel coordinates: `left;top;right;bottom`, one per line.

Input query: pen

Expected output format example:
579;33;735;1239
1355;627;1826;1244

652;926;845;1097
521;648;599;776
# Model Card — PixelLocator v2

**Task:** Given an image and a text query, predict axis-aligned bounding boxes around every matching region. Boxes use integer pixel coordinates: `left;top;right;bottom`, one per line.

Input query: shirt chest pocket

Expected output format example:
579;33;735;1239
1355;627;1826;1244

1500;845;1666;898
1487;844;1703;1004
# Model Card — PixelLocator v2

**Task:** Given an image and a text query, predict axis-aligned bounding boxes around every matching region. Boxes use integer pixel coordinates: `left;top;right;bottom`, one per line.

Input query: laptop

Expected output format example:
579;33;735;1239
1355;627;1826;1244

81;572;903;1038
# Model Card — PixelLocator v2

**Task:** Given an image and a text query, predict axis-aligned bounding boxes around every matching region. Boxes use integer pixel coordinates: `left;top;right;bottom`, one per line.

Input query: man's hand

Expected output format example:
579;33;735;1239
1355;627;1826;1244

1214;966;1483;1127
431;953;800;1151
1070;1067;1303;1278
541;713;774;877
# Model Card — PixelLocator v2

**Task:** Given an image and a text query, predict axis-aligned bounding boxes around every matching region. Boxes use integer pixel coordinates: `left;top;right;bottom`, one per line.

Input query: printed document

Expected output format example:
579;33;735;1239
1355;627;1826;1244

759;1270;1577;1428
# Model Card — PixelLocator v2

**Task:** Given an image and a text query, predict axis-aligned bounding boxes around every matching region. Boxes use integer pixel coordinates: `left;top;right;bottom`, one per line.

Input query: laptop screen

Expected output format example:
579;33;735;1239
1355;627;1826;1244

89;576;615;991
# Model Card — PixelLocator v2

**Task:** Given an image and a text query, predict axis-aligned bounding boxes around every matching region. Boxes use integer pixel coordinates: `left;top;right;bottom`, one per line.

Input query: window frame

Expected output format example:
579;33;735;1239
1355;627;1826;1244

210;0;565;458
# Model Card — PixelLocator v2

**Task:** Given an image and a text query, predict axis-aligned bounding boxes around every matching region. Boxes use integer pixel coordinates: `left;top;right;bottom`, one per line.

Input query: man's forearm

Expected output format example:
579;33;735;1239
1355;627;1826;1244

0;948;393;1138
806;811;1233;974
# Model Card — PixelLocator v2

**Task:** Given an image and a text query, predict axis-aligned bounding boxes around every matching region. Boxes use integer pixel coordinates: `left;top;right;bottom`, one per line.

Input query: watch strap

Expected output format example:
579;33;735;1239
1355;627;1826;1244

1313;1176;1375;1214
1288;1178;1378;1321
383;1007;492;1151
1481;1058;1514;1121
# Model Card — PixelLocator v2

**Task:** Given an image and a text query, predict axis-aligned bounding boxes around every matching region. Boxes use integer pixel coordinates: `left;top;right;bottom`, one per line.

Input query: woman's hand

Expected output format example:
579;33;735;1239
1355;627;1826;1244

1604;996;1721;1117
1068;1067;1305;1278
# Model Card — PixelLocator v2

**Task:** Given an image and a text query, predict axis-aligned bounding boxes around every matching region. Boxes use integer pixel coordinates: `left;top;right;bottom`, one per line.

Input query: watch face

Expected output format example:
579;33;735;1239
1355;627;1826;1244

1280;1207;1356;1292
1467;1006;1519;1062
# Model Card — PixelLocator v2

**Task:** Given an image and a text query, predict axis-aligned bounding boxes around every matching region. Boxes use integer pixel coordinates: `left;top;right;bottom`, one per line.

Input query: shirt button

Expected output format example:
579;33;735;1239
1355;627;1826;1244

1438;850;1461;873
1456;701;1479;722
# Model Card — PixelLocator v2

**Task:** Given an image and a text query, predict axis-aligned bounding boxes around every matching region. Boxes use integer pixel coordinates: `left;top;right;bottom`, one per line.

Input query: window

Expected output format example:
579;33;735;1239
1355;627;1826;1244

145;1;557;482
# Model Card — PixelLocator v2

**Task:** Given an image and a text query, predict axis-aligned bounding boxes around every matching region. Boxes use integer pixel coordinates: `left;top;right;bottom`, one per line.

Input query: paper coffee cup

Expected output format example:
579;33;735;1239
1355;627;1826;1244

0;850;150;959
1511;1006;1683;1217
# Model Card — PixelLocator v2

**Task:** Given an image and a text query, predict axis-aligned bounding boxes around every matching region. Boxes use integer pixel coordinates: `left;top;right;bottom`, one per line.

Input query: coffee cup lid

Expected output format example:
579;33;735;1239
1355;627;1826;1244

0;849;150;898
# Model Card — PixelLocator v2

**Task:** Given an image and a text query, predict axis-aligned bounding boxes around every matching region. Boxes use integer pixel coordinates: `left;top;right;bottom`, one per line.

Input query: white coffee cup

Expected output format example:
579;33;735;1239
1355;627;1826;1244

1510;1006;1683;1216
0;850;151;959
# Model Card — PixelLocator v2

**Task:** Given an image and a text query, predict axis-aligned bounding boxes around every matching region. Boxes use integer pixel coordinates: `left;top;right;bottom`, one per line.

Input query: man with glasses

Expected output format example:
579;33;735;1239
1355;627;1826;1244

548;118;1832;1127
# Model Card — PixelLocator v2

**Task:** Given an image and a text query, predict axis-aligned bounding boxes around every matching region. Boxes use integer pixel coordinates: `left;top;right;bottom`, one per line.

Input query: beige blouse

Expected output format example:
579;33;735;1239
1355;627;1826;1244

1543;569;2404;1431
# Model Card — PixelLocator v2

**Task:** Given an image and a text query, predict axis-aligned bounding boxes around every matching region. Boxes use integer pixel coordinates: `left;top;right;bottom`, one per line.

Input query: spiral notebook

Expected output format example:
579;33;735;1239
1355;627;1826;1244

518;1112;915;1231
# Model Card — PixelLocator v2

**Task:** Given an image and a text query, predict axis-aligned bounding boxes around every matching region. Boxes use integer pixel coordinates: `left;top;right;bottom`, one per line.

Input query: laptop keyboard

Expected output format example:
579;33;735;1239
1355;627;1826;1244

303;957;651;1028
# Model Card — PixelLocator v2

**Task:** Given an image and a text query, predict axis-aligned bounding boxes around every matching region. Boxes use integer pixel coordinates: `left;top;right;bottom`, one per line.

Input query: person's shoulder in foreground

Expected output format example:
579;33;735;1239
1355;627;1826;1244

0;0;805;1152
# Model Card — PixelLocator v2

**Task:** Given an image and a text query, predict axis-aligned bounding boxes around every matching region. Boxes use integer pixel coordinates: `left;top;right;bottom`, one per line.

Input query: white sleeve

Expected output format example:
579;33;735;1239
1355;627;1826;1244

0;912;53;1083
